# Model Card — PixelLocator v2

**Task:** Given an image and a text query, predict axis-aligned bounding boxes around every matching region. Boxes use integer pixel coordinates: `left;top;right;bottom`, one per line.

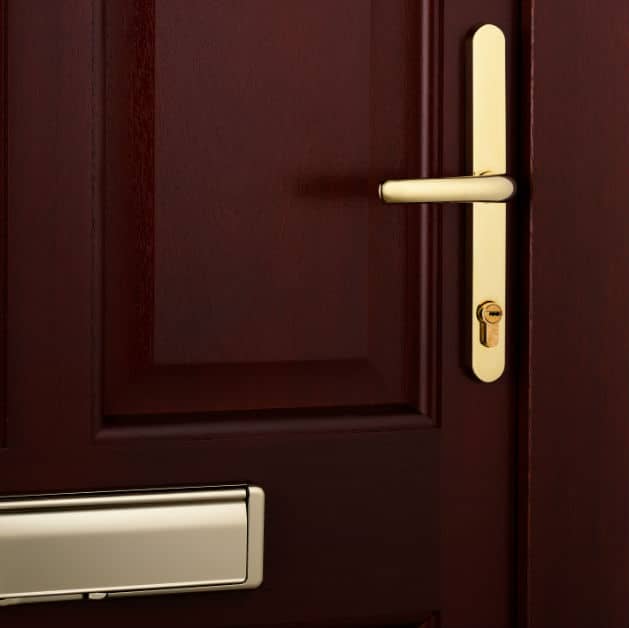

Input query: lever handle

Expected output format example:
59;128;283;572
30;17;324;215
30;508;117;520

379;24;511;383
379;175;515;204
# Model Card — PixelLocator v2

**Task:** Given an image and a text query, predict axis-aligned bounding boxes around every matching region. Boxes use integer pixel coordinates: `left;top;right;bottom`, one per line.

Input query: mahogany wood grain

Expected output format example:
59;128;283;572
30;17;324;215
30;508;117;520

103;0;433;419
1;1;518;626
440;1;518;625
522;1;629;626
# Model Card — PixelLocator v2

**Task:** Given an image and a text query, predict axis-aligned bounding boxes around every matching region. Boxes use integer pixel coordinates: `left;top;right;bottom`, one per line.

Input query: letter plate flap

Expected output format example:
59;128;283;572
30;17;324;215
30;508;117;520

0;486;264;605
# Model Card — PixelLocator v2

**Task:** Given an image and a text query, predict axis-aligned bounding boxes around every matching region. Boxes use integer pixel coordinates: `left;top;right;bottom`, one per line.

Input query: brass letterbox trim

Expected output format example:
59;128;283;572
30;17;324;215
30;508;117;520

0;485;264;606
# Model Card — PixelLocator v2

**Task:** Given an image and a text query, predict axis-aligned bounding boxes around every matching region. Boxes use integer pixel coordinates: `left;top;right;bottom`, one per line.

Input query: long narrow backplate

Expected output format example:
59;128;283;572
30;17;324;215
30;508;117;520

471;24;507;382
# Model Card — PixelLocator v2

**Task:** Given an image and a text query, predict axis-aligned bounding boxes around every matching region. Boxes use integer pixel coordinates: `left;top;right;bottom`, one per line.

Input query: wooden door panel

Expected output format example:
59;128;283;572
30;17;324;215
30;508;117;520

523;1;629;626
1;0;516;626
104;0;437;418
0;433;440;628
3;2;441;626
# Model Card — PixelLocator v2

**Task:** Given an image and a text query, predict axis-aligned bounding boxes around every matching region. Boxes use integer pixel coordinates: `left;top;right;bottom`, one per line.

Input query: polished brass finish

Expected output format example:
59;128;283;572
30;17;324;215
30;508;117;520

477;301;503;348
0;486;265;606
470;24;507;382
379;175;514;204
378;23;510;382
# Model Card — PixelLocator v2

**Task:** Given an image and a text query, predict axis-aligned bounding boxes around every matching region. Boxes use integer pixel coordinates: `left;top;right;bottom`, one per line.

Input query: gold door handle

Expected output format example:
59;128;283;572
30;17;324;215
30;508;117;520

379;175;515;204
379;24;512;383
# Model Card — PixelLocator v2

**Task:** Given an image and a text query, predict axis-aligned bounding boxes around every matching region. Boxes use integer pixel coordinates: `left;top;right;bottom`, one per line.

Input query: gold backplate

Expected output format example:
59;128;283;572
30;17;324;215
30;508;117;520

470;24;507;382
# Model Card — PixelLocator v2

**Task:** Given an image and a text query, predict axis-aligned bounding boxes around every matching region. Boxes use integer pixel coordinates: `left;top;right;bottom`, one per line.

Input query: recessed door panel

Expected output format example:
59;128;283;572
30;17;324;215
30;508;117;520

104;0;427;417
1;0;517;626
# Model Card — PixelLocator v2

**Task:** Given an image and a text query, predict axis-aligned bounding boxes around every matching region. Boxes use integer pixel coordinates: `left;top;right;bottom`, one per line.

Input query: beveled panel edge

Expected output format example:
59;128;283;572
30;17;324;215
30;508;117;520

89;0;105;450
0;0;7;448
95;0;444;436
96;411;436;442
415;0;443;422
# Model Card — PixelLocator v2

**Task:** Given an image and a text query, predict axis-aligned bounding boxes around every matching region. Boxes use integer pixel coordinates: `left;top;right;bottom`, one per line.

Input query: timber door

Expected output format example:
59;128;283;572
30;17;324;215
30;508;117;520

0;1;519;627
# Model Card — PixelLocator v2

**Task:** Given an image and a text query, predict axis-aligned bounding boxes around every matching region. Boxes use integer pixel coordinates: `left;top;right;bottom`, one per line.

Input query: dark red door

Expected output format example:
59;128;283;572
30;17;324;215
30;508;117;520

1;1;520;627
519;1;629;627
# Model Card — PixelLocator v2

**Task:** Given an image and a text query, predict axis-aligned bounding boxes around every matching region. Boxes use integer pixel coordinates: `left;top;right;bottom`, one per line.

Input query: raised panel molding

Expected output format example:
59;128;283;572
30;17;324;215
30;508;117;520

0;0;7;448
98;0;443;436
0;3;445;624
